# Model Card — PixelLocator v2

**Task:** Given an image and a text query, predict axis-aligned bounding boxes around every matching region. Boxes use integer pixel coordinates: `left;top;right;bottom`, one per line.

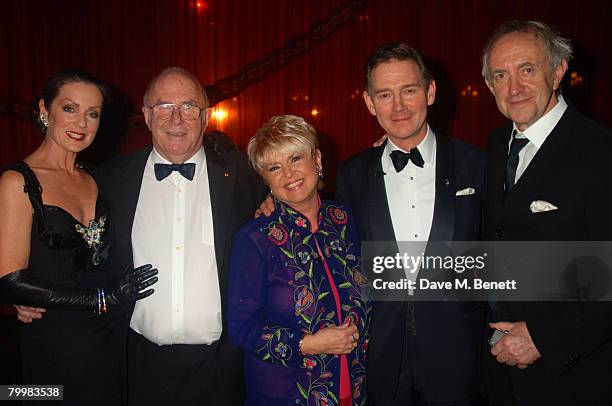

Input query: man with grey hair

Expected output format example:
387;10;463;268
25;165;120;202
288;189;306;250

17;67;266;405
101;67;264;405
482;20;612;405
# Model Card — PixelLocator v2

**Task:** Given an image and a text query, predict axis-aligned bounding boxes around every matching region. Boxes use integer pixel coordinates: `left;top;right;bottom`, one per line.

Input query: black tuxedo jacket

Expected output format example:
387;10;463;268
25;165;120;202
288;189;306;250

96;143;265;395
336;134;486;402
483;106;612;405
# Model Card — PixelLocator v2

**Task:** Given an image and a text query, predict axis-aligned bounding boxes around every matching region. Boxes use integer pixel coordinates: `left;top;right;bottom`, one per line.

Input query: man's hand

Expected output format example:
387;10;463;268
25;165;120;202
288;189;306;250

14;305;45;323
254;194;275;218
490;321;541;368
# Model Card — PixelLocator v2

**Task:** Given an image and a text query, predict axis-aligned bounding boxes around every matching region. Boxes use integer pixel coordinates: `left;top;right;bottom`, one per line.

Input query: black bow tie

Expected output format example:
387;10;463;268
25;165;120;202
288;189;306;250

154;163;196;181
390;148;424;172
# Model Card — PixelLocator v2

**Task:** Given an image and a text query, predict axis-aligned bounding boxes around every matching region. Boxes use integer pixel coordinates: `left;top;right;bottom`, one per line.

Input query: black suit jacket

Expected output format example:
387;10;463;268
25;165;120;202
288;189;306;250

483;106;612;405
96;143;265;398
337;134;486;402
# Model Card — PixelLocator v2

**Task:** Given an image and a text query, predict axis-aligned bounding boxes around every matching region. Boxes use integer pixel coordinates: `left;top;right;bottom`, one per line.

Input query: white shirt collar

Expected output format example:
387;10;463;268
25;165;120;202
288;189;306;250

383;124;435;172
513;95;567;147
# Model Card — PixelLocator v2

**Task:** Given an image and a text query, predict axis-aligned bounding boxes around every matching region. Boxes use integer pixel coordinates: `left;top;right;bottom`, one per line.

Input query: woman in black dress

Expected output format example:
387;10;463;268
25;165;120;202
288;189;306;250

0;69;158;405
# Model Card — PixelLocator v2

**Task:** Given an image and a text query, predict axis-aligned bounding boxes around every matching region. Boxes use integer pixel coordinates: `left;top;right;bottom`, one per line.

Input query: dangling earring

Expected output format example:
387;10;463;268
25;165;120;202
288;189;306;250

39;114;49;128
317;166;323;179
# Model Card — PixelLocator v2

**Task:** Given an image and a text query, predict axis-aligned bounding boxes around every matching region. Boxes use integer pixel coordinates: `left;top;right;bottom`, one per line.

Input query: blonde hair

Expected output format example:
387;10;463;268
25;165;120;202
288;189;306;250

248;115;319;173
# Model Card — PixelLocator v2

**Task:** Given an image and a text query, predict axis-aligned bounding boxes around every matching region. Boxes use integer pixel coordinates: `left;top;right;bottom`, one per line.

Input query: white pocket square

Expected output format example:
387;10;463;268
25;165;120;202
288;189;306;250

456;187;475;196
529;200;558;213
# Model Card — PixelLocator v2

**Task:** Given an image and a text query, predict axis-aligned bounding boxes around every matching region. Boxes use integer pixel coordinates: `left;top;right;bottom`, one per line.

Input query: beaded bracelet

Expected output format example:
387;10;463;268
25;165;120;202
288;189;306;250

96;288;102;315
95;288;108;315
100;288;107;314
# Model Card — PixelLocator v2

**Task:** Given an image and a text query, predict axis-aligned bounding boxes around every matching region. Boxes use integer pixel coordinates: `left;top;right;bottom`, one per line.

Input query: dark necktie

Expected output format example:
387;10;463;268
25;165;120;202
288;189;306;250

154;163;196;181
390;148;424;172
505;130;529;193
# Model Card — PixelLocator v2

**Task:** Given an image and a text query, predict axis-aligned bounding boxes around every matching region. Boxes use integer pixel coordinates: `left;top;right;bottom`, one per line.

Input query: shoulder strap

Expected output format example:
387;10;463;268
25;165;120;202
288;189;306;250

6;162;49;237
7;162;42;198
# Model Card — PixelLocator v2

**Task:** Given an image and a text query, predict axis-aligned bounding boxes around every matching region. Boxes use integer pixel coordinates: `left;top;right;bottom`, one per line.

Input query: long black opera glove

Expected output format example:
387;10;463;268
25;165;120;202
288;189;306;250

0;265;158;312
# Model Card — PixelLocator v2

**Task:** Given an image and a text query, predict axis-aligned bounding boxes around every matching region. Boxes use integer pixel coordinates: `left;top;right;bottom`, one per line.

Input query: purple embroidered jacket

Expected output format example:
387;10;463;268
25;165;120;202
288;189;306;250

229;198;371;405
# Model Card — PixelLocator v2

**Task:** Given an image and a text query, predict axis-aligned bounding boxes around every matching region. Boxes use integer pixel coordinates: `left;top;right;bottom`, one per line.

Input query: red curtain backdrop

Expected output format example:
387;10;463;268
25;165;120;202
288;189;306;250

1;0;610;192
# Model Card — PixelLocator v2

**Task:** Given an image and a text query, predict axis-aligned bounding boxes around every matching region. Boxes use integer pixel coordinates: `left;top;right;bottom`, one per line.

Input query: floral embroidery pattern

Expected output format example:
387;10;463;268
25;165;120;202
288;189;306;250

352;270;368;287
312;390;331;406
303;357;317;369
352;375;364;399
267;222;289;245
256;200;371;405
297;251;311;265
259;326;295;365
295;286;314;316
327;206;347;225
295;216;307;228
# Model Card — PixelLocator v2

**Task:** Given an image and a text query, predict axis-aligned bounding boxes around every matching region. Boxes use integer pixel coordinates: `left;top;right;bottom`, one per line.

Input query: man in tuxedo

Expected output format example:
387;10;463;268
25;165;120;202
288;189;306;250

481;20;612;405
95;67;264;405
336;43;486;405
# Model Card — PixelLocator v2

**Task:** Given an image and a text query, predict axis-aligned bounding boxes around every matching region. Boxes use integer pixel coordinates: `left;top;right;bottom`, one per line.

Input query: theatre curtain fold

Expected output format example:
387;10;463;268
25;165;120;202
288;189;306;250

1;0;610;193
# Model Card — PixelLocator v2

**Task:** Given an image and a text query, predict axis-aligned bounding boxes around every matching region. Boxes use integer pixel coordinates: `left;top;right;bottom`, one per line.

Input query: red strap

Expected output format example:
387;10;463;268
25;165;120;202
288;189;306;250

314;238;352;403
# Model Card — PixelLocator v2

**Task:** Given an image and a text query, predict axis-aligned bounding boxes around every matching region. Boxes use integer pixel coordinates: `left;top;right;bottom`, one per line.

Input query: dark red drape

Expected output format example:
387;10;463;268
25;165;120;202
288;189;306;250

1;0;610;193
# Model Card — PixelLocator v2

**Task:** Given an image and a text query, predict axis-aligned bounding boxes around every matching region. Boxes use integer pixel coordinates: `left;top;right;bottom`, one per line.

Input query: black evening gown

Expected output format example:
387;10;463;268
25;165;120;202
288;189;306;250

9;162;126;406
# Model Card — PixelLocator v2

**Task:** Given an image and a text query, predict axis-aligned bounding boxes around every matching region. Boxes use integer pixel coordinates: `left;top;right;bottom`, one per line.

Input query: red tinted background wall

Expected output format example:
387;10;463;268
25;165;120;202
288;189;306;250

1;0;610;192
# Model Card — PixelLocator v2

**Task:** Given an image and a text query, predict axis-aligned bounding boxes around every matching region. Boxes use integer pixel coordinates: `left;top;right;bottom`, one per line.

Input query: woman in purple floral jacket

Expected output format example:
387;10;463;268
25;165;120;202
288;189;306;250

228;115;371;406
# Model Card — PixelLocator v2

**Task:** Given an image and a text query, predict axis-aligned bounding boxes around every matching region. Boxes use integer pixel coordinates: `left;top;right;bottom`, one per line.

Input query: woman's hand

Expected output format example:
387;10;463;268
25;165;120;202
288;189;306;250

104;264;158;307
301;321;359;355
2;264;157;313
14;305;45;323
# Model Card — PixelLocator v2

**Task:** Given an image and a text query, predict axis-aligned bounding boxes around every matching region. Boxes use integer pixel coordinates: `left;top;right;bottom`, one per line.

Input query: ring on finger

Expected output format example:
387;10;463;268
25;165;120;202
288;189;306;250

350;334;356;343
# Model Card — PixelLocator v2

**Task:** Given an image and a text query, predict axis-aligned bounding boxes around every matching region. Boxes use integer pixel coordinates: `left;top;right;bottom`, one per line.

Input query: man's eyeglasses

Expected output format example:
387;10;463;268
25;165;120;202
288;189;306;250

147;103;205;121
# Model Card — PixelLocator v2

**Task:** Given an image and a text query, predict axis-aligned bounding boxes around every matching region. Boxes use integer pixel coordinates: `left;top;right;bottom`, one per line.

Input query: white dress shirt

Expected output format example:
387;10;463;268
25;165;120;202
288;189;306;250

383;125;437;243
130;147;222;345
511;95;568;182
